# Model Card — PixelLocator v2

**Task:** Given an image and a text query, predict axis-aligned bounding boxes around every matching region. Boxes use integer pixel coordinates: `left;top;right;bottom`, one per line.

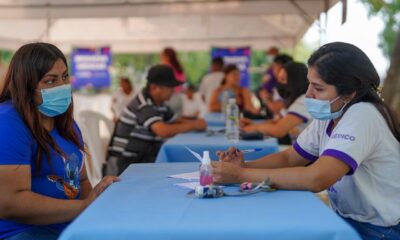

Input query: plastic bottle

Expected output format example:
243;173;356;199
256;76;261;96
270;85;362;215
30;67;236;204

225;98;240;143
220;90;229;120
199;151;213;186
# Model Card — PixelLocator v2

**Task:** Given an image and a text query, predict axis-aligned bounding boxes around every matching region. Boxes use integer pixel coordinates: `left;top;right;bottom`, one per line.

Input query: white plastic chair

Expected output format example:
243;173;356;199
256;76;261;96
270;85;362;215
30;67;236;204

79;110;114;186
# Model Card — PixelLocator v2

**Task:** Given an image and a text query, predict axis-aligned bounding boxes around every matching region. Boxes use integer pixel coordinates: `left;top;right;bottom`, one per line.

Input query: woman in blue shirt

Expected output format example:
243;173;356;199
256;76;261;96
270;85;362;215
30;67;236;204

0;43;119;240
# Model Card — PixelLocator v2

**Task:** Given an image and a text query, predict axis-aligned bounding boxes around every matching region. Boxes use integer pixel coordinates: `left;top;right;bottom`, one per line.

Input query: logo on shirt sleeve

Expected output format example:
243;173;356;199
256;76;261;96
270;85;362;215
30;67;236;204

331;133;356;141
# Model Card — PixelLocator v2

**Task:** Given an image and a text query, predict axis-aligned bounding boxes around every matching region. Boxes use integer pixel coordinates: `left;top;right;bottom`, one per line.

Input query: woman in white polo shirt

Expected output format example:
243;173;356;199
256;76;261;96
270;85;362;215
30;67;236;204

241;62;311;143
212;42;400;240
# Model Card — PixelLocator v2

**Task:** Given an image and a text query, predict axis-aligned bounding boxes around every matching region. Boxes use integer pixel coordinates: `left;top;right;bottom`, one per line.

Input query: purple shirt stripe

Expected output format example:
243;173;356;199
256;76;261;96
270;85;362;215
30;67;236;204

326;120;334;137
321;149;358;175
293;141;319;162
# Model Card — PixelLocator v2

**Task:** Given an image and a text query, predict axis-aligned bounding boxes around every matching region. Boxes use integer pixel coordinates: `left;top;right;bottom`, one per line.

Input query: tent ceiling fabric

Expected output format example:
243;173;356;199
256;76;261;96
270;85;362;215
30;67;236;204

0;0;339;53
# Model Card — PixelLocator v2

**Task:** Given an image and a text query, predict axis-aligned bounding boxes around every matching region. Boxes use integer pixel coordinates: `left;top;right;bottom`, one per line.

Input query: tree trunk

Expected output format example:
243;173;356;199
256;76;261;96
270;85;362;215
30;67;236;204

382;30;400;115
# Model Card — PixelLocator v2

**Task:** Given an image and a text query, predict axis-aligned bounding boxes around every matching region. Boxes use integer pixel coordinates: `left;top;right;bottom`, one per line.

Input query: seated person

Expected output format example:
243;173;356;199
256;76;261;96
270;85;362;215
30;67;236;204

0;42;117;240
110;76;135;122
209;64;258;115
258;54;293;116
241;62;311;142
106;65;207;175
181;84;204;119
213;42;400;240
198;56;224;104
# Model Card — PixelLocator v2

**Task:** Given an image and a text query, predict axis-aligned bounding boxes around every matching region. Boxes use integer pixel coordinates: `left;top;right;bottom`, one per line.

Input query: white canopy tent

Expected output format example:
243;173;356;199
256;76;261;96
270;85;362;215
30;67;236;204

0;0;341;53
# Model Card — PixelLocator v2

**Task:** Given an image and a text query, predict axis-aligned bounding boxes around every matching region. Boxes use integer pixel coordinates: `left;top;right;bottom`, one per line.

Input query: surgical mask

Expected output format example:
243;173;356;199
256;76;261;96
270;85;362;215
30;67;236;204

304;96;347;120
38;84;72;117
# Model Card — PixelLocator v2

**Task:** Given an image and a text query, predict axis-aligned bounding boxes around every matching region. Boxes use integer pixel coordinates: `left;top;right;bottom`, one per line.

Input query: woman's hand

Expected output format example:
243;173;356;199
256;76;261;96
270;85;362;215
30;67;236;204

212;161;244;184
194;118;207;131
216;147;244;166
242;124;259;133
239;118;252;128
84;176;119;207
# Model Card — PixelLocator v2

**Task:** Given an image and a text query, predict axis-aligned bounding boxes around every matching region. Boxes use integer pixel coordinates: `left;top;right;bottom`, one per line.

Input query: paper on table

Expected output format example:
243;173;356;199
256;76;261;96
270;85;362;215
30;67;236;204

174;181;199;190
184;146;203;162
168;171;199;181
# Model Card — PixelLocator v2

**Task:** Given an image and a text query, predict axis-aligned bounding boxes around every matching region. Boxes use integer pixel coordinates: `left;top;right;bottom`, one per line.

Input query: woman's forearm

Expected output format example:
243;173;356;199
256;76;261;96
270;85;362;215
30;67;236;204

244;123;281;137
243;151;291;169
239;166;320;192
243;148;308;169
80;179;92;199
3;190;86;225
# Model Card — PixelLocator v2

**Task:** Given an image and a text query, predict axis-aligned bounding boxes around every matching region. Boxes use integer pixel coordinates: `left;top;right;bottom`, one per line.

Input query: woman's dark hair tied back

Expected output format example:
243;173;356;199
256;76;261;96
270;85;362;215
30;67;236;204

308;41;400;142
280;61;308;107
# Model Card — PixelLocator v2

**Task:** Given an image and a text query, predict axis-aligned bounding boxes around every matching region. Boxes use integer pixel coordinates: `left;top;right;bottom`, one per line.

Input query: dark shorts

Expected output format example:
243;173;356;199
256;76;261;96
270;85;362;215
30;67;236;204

342;216;400;240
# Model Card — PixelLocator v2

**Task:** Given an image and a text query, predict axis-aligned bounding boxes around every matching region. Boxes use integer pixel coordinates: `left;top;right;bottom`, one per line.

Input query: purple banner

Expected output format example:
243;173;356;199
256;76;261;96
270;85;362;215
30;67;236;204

211;47;251;88
71;47;111;89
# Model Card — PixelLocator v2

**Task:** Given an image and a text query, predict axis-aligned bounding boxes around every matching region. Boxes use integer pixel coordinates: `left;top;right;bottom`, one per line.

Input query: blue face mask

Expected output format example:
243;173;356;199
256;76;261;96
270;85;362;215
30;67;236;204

38;84;72;117
304;96;347;120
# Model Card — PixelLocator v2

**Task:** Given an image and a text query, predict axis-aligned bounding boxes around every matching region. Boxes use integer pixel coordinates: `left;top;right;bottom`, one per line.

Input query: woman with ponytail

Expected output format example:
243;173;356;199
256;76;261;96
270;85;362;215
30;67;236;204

213;42;400;240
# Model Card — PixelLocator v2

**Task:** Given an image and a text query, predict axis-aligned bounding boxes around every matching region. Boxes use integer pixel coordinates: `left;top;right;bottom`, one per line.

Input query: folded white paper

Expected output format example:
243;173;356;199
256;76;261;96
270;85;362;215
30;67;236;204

168;171;199;181
184;146;203;162
174;181;199;190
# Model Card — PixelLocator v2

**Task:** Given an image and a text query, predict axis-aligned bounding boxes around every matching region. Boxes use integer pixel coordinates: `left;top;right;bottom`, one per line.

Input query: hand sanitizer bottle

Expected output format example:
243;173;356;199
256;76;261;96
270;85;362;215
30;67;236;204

200;151;213;186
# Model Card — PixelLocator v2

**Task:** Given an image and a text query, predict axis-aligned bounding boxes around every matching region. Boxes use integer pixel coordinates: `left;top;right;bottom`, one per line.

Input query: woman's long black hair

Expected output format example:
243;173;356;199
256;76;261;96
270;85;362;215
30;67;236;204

308;42;400;142
0;42;84;173
278;62;308;107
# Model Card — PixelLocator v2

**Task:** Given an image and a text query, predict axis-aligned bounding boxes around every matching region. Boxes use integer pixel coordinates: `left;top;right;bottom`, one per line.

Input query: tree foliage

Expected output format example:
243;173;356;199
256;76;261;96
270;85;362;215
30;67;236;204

361;0;400;112
361;0;400;57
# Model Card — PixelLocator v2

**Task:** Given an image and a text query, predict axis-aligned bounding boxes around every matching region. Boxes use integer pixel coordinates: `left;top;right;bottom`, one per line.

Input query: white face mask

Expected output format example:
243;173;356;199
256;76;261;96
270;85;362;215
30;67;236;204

304;96;347;120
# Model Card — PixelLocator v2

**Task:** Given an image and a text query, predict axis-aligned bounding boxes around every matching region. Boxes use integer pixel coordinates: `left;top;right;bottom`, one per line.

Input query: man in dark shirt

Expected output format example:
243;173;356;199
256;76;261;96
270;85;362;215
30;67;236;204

106;65;207;175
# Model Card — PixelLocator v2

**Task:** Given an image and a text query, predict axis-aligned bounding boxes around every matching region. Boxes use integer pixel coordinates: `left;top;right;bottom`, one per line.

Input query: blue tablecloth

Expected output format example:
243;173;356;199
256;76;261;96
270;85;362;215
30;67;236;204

156;132;279;162
59;163;361;240
204;112;265;127
204;112;225;127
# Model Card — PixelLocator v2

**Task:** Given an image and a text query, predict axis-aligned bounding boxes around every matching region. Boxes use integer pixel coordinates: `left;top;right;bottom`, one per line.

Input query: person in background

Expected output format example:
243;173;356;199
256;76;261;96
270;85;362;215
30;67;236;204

0;42;118;240
258;54;293;116
181;84;203;119
213;42;400;240
261;46;279;94
160;47;186;116
160;47;186;92
110;76;135;122
209;64;258;115
198;57;224;104
241;62;311;143
106;65;206;176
